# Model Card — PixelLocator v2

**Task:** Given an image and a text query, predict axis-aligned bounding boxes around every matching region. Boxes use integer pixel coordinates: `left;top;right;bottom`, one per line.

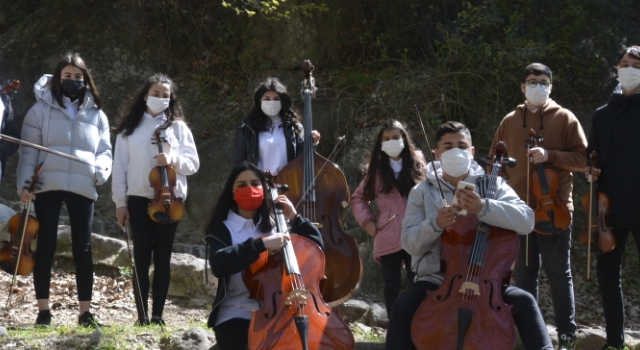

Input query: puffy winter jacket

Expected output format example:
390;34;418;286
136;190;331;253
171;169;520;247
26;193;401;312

17;74;112;200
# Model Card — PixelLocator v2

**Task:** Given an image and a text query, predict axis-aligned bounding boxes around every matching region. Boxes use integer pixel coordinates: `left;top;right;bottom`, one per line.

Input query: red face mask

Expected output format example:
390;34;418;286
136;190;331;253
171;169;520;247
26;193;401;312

234;186;265;211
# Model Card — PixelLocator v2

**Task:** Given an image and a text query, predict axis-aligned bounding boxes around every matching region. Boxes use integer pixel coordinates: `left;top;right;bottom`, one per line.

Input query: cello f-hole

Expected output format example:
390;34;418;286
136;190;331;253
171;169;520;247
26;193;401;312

437;274;462;302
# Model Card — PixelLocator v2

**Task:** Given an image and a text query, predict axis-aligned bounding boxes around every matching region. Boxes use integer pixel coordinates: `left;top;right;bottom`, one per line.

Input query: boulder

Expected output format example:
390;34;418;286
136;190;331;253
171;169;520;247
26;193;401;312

169;327;216;350
55;227;130;268
334;299;370;323
167;253;217;299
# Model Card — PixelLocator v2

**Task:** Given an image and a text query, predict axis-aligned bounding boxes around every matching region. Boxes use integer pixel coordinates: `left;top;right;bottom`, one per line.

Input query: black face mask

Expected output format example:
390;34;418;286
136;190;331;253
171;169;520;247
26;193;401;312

61;79;85;98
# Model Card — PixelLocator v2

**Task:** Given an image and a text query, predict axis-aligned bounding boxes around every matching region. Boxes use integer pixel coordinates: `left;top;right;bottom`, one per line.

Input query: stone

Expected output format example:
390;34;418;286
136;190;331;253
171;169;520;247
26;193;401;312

55;227;130;268
364;303;388;328
0;326;7;337
88;328;104;347
169;327;216;350
334;299;370;323
166;253;217;299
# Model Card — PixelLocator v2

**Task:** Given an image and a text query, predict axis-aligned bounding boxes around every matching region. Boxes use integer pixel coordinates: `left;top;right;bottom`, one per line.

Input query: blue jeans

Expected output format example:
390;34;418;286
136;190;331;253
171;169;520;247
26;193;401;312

513;225;576;338
597;229;640;347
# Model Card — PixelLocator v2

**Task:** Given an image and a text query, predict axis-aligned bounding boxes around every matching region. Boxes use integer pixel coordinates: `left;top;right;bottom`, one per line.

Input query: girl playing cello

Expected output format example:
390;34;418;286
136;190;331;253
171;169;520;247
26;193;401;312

204;162;323;349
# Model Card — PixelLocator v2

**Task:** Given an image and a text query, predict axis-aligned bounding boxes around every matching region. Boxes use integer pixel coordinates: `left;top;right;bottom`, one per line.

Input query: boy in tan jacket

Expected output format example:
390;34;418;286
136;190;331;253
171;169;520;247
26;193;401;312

490;63;587;350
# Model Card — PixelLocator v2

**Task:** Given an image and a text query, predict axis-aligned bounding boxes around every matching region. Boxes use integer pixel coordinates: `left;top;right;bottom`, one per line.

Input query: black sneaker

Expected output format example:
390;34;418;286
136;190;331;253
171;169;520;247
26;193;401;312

35;310;52;327
558;333;576;350
150;317;165;326
78;311;104;328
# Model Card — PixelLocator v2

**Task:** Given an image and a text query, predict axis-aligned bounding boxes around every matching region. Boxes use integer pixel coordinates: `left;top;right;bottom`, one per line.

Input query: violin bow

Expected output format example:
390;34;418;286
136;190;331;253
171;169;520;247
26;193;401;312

586;151;596;280
414;106;447;206
0;133;106;170
123;221;148;323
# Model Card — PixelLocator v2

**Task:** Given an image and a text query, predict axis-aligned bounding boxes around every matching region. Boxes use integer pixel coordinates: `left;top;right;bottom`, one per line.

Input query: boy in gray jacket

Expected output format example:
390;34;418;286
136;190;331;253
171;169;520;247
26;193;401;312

385;121;552;349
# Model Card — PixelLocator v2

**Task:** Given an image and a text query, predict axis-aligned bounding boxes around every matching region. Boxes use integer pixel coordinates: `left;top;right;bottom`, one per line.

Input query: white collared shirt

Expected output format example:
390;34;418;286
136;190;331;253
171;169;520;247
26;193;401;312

390;158;403;178
257;117;288;175
215;210;274;326
63;96;80;120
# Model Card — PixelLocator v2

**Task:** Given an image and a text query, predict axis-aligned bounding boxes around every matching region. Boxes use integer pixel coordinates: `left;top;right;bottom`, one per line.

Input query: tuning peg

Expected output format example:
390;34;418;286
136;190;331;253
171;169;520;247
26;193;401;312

35;187;42;191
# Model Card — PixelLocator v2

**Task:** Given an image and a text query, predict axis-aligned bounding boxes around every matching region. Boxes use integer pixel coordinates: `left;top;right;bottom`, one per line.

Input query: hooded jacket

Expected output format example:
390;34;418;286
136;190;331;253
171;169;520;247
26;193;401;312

231;115;303;166
490;98;587;211
402;161;533;285
587;85;640;229
16;75;112;200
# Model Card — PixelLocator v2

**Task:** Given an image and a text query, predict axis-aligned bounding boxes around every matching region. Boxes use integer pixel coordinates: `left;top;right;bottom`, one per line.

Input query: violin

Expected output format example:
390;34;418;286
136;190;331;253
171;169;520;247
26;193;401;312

275;60;362;306
148;130;184;224
1;80;20;94
0;165;41;276
580;151;616;280
0;165;41;306
527;129;571;234
244;171;355;350
411;142;520;350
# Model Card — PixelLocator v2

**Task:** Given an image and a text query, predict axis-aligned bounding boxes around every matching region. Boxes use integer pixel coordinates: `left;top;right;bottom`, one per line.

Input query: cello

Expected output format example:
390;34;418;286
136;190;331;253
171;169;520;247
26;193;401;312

244;171;355;350
580;151;616;280
275;60;362;306
411;142;520;350
148;130;184;224
527;129;571;235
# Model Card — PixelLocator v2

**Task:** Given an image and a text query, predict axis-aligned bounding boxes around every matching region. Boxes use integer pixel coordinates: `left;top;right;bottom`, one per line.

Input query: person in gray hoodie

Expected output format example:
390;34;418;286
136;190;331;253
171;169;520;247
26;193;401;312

17;53;112;327
385;121;552;349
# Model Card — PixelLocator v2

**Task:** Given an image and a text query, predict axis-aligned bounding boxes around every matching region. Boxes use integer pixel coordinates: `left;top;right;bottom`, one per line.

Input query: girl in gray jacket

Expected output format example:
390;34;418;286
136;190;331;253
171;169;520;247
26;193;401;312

18;53;112;327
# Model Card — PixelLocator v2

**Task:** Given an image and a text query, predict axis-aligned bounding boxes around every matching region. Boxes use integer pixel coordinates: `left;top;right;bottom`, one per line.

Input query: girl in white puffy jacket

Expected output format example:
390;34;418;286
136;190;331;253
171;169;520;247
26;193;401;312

18;53;112;327
112;73;199;326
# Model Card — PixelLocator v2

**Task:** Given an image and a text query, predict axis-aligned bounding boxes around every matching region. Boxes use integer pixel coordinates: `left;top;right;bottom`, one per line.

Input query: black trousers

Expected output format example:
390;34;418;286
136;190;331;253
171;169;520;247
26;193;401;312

597;229;640;347
128;196;178;318
513;225;576;339
380;249;415;313
214;318;250;350
385;281;554;350
33;191;95;301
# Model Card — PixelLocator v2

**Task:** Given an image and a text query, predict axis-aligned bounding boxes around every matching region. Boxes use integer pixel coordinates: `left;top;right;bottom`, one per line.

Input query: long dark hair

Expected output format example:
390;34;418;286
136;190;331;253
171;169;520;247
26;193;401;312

246;77;301;134
205;162;274;235
362;119;426;201
51;53;102;109
115;73;184;137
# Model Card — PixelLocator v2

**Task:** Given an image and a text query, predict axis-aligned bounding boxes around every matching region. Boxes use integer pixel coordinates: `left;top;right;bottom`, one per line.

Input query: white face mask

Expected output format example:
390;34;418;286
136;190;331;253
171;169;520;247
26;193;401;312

440;148;473;177
525;85;550;107
381;139;404;158
617;67;640;91
261;100;282;118
146;96;170;114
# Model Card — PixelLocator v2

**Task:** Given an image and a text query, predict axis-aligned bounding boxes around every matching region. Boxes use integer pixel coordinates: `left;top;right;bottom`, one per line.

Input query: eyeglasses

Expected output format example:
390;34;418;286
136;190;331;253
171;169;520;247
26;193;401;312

525;80;551;88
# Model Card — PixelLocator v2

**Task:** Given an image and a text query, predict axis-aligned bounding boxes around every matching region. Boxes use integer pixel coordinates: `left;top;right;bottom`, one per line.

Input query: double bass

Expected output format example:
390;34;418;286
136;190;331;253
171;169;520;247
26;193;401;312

276;60;362;306
244;171;355;349
411;142;520;350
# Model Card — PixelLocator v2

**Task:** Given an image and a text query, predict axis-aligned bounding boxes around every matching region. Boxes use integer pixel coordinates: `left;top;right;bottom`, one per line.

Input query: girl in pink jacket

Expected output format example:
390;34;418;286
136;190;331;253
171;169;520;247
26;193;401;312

351;119;426;313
